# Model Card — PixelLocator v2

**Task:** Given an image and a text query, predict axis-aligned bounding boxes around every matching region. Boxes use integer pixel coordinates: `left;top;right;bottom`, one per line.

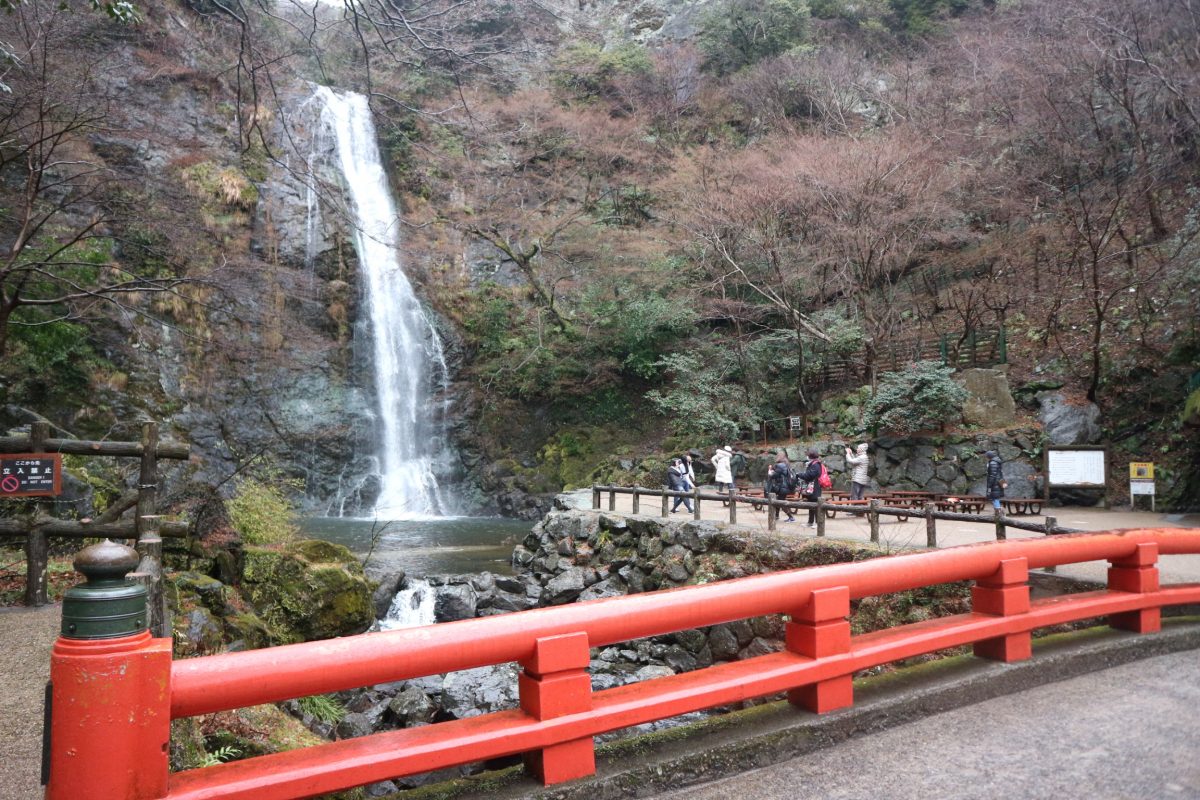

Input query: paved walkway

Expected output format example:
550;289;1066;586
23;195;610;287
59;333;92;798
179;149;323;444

654;648;1200;800
0;604;60;800
572;490;1200;584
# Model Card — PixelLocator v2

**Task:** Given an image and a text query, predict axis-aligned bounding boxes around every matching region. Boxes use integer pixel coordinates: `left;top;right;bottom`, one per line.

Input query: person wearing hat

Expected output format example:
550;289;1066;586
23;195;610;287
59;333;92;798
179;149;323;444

845;442;870;500
985;450;1006;511
712;445;734;495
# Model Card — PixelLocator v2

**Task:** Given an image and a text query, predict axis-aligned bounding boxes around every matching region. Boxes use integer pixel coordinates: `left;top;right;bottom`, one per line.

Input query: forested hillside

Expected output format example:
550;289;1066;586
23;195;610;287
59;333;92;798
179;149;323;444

0;0;1197;510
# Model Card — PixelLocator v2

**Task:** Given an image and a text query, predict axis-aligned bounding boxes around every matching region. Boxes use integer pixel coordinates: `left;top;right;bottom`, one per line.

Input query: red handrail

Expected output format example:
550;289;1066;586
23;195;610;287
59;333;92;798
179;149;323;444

46;527;1200;800
170;527;1192;717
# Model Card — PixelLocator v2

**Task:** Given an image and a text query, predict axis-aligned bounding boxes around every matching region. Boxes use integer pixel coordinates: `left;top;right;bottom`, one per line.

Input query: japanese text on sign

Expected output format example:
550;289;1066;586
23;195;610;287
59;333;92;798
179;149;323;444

0;453;63;497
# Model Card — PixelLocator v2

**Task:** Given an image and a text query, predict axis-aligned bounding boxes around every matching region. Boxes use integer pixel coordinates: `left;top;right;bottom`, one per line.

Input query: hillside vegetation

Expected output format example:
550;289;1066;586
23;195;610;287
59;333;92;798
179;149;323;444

0;0;1196;509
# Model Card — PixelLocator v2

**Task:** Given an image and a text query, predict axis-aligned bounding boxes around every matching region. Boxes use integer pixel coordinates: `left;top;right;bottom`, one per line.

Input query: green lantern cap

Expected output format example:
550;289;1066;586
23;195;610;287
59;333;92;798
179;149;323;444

60;539;147;639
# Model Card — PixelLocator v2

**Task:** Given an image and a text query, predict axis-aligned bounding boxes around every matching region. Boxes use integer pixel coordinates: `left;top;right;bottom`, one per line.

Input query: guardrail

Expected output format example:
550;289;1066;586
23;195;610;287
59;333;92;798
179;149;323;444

46;528;1197;800
590;484;1078;546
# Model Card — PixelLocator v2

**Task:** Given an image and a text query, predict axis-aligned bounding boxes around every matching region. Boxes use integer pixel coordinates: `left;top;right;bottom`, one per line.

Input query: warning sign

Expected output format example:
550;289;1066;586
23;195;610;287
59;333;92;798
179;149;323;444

1129;462;1155;480
0;453;63;497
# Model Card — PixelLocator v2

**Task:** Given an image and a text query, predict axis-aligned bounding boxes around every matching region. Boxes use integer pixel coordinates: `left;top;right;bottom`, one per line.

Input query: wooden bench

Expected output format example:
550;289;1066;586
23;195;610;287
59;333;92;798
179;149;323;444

824;498;909;522
935;498;986;514
1002;498;1044;515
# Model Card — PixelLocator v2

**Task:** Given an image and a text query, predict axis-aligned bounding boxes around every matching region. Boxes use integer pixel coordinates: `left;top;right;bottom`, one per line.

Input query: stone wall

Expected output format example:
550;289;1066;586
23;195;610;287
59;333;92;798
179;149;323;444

733;429;1043;499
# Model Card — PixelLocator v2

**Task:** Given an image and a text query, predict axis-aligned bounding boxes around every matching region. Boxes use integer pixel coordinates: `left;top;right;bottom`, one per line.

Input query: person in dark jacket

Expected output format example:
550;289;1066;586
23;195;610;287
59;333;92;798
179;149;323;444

668;457;693;513
985;450;1005;511
798;449;824;528
766;451;796;522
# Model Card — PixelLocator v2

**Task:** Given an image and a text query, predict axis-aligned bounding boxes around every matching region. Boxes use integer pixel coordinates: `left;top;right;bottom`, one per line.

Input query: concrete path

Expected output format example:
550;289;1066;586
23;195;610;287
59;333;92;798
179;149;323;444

0;604;60;800
653;648;1200;800
571;490;1200;585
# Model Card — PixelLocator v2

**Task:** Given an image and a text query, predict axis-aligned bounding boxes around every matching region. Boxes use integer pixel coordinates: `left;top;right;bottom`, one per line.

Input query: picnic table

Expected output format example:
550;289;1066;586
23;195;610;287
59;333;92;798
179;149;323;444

1002;497;1044;515
824;498;910;522
935;496;987;514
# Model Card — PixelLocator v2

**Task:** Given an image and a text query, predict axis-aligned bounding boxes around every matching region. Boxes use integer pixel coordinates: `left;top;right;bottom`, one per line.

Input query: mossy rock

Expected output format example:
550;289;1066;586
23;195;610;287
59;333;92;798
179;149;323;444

1183;387;1200;428
241;540;374;643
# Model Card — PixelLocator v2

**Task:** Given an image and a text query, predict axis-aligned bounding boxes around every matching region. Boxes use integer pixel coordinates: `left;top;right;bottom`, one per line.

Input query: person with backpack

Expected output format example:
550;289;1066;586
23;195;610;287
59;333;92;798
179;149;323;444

798;448;830;528
766;451;796;522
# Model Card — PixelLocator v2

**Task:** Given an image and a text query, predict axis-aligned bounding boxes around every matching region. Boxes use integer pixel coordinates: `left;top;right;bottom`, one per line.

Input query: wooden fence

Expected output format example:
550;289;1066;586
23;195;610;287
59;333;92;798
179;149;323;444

810;327;1007;392
1;421;189;635
590;484;1076;546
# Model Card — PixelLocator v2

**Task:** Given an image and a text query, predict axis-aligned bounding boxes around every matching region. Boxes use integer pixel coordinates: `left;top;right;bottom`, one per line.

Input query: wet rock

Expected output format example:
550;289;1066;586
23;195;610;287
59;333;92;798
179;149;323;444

388;685;437;727
441;664;520;719
434;584;477;622
544;567;588;605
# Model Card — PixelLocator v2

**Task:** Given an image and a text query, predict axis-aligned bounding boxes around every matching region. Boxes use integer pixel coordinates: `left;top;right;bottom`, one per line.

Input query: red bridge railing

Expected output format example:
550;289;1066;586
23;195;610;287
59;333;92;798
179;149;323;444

46;528;1200;799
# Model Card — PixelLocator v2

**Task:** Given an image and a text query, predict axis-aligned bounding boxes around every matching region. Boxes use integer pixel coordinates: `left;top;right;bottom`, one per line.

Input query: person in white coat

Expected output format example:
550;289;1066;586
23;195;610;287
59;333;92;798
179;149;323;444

712;445;734;494
845;443;870;500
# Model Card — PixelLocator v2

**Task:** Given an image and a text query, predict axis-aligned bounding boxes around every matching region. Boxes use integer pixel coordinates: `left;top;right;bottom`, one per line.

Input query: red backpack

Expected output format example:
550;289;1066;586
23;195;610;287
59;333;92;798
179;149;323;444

818;461;833;489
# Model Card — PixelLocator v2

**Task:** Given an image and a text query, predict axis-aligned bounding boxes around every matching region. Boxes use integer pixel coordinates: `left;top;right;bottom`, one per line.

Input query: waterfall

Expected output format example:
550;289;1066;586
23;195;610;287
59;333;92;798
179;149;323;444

377;578;437;630
311;85;454;518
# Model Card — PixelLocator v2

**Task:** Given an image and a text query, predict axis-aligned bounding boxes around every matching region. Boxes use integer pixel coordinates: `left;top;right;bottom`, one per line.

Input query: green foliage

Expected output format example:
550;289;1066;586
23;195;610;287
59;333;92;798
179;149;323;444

809;0;972;33
297;694;346;725
698;0;812;76
863;361;969;435
552;42;652;102
227;476;299;546
1;317;103;408
645;351;759;441
581;288;697;380
196;745;240;768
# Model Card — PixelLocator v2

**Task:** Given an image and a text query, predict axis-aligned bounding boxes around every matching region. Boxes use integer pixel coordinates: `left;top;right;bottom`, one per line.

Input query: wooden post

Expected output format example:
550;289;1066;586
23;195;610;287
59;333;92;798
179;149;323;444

1043;516;1058;573
133;422;167;638
24;422;50;607
693;487;701;521
868;498;880;544
728;492;737;525
815;498;826;537
768;494;777;532
661;486;669;518
924;502;937;548
592;486;601;510
632;488;640;515
607;488;615;512
993;507;1006;541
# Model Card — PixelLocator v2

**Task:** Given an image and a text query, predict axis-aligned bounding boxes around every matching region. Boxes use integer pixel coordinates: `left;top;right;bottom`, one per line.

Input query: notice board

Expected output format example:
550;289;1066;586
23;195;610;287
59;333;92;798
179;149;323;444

1047;448;1106;487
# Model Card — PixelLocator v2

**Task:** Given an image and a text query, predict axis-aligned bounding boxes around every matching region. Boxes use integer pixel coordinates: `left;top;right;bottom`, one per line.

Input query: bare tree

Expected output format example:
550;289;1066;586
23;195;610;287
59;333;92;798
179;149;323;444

0;3;197;356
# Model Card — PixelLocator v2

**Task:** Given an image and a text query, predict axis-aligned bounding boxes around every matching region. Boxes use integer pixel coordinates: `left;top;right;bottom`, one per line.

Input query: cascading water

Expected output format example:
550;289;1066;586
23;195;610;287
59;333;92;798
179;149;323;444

310;85;454;518
377;578;437;630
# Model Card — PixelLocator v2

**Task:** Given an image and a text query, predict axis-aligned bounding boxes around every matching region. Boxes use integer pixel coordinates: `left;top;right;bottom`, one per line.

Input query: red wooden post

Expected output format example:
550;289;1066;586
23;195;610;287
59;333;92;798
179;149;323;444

786;586;852;713
972;557;1031;662
519;632;594;785
47;633;172;799
1107;542;1161;634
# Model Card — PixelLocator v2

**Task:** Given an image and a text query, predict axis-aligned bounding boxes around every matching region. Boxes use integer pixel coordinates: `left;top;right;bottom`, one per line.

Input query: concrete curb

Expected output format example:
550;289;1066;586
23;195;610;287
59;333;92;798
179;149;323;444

398;618;1200;800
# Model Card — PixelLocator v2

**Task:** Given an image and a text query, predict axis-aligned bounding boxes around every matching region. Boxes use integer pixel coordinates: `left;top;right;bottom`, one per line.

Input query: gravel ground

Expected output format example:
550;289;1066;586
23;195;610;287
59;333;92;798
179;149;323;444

0;604;60;800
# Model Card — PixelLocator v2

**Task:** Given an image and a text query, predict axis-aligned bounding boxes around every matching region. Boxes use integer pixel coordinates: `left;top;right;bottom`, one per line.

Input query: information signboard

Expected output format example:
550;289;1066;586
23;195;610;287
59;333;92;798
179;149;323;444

1047;448;1106;487
0;453;63;497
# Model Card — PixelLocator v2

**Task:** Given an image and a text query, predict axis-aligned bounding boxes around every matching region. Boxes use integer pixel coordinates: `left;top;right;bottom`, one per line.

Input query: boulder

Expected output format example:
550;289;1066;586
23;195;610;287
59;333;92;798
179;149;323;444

956;368;1017;427
1038;392;1102;444
241;540;374;643
544;567;588;605
434;584;477;622
440;664;520;719
388;686;437;727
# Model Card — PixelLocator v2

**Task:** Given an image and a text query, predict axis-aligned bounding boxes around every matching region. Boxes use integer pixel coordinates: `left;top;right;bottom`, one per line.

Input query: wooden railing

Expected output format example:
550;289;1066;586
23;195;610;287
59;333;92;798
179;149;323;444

1;421;189;634
590;484;1077;546
45;528;1200;799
